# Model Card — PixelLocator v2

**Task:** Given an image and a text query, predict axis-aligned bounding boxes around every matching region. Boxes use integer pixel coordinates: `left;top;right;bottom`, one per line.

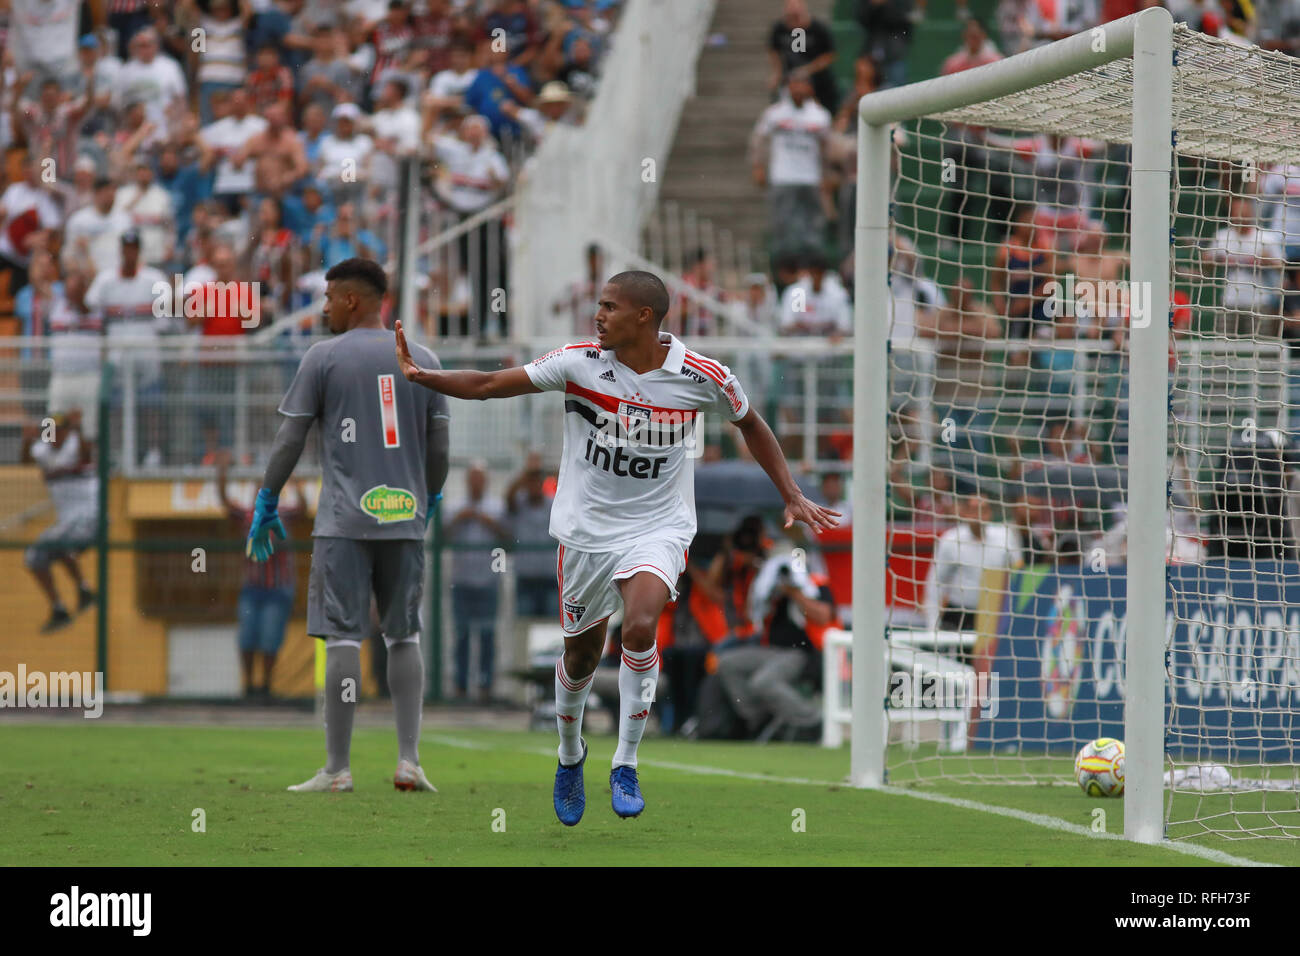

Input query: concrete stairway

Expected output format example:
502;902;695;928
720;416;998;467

654;0;839;266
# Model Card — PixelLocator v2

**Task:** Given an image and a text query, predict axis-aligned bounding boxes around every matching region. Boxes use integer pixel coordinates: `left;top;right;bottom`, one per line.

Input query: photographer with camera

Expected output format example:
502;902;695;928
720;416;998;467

713;542;834;738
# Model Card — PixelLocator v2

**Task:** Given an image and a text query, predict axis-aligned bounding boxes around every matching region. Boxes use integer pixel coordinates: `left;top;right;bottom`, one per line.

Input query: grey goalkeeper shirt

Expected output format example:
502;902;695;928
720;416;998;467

278;327;450;540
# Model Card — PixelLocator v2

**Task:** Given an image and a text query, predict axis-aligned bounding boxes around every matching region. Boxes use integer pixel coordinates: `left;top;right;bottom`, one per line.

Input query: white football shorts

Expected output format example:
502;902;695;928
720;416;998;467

556;534;691;636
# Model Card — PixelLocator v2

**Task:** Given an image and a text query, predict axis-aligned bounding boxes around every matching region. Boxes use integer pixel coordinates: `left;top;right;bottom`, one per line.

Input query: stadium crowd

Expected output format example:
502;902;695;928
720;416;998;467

0;0;618;421
726;0;1300;490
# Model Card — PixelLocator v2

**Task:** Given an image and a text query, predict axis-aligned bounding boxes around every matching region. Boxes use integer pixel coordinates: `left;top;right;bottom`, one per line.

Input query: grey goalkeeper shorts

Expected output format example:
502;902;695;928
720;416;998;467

307;536;425;642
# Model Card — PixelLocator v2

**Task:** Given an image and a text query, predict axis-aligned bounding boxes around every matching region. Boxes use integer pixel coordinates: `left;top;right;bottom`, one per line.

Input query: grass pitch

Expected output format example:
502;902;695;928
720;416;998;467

0;724;1291;866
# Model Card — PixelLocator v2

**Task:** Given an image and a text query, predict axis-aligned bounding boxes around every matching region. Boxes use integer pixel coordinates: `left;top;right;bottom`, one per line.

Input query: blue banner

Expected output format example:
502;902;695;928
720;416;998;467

974;562;1300;762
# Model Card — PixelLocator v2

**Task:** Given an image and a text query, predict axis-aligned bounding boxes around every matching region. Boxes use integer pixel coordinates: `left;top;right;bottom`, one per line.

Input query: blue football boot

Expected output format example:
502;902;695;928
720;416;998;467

553;739;587;826
610;765;645;819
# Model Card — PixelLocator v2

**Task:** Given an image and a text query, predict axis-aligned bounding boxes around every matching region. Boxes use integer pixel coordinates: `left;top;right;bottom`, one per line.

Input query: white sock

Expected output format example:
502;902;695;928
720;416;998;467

612;645;659;769
555;659;594;765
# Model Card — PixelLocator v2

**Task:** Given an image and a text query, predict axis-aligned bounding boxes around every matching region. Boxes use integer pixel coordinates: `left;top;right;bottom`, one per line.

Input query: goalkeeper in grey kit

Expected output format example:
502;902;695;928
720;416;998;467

246;258;451;793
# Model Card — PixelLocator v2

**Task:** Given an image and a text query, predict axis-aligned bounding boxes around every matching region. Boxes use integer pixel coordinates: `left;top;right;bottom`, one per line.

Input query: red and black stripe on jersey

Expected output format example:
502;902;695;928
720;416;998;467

562;381;698;449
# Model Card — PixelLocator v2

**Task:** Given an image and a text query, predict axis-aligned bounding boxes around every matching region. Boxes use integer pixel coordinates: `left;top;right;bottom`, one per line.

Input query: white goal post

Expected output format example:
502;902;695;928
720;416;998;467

852;8;1172;845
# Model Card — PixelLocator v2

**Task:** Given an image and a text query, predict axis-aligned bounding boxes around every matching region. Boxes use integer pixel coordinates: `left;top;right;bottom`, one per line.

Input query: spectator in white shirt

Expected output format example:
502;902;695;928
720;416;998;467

190;0;252;125
751;74;832;257
778;251;851;337
113;156;176;269
371;78;421;154
113;28;187;134
199;87;269;210
742;271;780;333
889;230;945;343
424;37;478;125
367;77;421;188
1202;196;1286;338
315;102;374;202
63;177;131;276
775;251;852;427
9;0;81;90
84;229;173;466
0;156;64;293
82;29;123;98
432;114;511;336
431;114;509;216
1262;163;1300;265
924;483;1022;631
43;268;105;444
61;155;101;219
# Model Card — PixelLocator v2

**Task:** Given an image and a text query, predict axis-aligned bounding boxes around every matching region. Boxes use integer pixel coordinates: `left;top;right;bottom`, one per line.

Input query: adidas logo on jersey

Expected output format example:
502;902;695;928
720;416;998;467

599;370;615;382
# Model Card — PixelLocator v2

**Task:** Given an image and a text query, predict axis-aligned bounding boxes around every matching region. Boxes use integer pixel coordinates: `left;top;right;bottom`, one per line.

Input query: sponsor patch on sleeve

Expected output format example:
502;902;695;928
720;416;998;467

724;381;743;413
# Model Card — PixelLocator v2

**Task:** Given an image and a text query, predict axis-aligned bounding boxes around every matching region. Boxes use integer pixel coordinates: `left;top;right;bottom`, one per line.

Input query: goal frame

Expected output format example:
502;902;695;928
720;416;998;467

851;7;1173;844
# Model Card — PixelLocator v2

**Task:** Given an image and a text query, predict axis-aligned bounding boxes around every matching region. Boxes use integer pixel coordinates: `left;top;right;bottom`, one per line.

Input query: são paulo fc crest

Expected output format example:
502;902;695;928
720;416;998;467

563;600;586;627
618;401;651;441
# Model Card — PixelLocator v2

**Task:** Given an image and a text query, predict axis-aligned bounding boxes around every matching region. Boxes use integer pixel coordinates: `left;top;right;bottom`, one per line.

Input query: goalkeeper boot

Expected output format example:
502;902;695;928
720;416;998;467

287;767;353;792
394;759;438;792
609;765;644;819
553;738;587;826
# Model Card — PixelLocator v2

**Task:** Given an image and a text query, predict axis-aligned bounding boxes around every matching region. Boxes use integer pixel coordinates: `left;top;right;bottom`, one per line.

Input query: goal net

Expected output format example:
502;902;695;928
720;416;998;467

848;8;1300;842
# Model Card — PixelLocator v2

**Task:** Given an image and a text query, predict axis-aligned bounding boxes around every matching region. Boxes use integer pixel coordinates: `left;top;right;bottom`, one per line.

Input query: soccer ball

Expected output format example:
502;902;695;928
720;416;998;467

1074;738;1125;797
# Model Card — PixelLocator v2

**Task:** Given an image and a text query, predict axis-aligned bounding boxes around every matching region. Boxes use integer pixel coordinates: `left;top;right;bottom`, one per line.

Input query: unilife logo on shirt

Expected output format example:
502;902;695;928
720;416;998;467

359;485;417;523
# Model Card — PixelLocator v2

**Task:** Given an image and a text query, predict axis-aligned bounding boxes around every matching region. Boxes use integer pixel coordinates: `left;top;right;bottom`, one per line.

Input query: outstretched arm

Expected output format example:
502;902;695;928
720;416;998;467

396;319;540;400
733;408;841;532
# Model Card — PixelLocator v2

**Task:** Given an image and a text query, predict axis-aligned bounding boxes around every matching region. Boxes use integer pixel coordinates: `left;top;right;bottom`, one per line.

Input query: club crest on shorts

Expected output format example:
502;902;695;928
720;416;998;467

563;599;586;627
618;401;651;441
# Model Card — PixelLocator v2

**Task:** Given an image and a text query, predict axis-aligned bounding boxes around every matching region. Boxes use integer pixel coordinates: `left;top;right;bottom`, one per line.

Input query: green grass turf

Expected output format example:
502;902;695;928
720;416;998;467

0;724;1291;866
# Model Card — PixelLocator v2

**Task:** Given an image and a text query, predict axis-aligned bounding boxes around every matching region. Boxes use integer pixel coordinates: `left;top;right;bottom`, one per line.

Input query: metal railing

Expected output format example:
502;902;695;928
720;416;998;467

4;335;1289;481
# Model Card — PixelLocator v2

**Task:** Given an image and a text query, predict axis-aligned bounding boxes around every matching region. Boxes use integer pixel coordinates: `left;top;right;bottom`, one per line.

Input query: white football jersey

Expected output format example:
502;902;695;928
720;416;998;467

524;332;750;552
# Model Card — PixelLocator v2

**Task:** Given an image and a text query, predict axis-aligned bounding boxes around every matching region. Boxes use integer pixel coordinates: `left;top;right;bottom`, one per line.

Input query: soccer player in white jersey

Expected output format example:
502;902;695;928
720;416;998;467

395;270;839;824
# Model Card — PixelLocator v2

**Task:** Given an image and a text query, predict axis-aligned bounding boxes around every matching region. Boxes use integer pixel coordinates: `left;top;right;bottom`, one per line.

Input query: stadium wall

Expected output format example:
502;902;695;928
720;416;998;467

0;471;381;700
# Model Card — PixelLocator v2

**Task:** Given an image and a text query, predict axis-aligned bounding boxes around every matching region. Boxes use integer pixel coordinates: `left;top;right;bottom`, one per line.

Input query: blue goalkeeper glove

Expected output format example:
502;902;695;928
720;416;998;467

246;488;287;562
426;492;442;530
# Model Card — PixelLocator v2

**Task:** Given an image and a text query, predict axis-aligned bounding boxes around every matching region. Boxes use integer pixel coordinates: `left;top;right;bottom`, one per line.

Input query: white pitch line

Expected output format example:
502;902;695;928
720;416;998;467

427;734;496;751
877;785;1277;867
638;757;841;787
427;733;1274;867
